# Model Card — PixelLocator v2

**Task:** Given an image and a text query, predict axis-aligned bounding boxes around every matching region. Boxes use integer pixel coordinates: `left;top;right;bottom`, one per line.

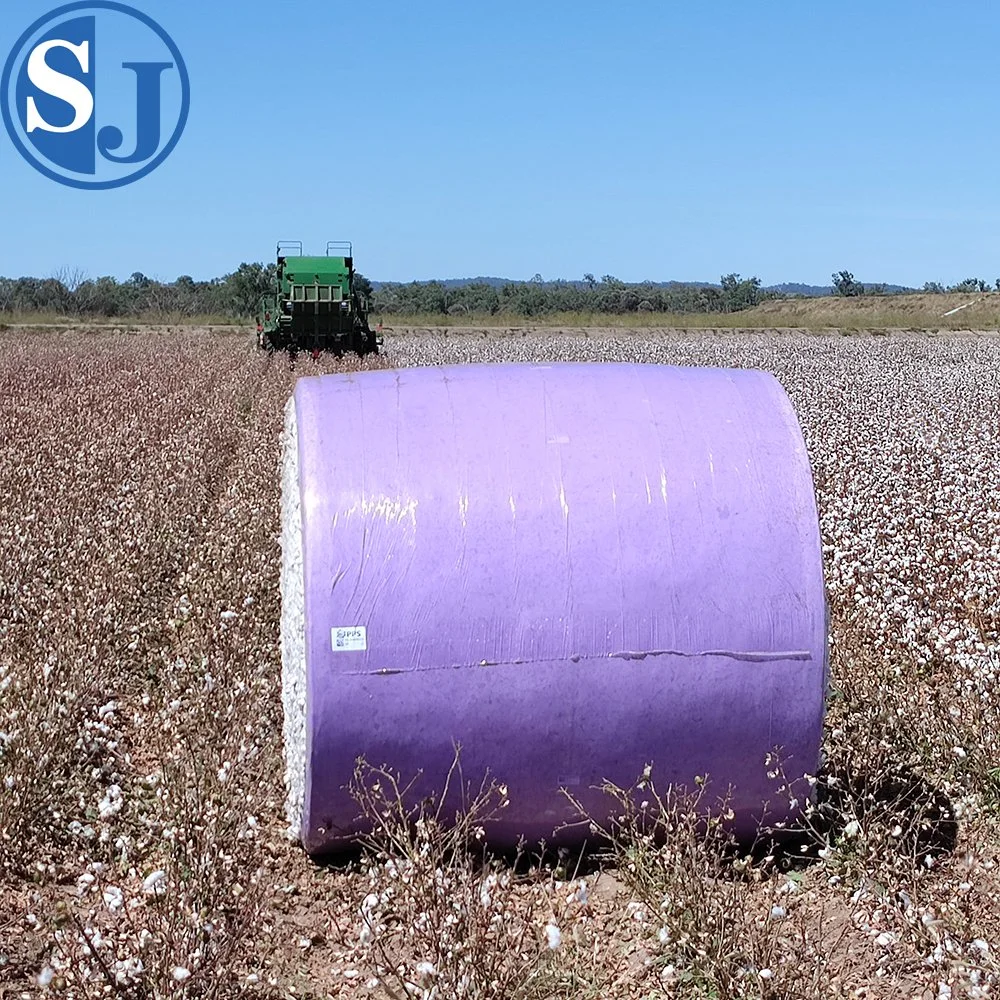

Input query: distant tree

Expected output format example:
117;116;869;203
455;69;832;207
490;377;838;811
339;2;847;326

167;276;203;317
720;273;762;312
447;281;499;315
424;281;449;314
32;277;72;312
223;262;277;318
949;277;981;294
619;289;640;312
75;276;126;316
923;282;945;294
832;270;864;297
371;284;400;314
353;272;373;301
142;280;179;315
500;280;548;316
594;275;627;313
54;267;86;294
583;273;596;290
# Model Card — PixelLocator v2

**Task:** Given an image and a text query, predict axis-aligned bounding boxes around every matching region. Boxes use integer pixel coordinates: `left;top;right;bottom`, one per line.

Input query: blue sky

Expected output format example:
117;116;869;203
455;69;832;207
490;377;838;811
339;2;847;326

1;0;999;286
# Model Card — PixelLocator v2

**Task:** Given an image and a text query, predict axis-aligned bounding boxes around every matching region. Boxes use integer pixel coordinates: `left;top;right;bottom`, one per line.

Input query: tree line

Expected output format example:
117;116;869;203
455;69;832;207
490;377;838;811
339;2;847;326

2;264;999;321
0;264;279;320
370;273;769;317
0;267;770;319
830;270;1000;297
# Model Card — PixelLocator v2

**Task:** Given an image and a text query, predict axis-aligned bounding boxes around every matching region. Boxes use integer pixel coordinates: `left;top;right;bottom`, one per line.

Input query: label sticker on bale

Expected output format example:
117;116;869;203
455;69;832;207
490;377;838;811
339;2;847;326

332;626;367;652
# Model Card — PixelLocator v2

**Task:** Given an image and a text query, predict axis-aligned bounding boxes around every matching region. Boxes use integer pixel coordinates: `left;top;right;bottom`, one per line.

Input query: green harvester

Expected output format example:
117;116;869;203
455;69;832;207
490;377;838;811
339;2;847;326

256;242;380;356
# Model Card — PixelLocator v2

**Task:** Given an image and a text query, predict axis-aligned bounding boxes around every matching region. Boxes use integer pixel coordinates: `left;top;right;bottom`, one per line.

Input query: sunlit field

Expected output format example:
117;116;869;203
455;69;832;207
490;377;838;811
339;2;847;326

1;327;998;999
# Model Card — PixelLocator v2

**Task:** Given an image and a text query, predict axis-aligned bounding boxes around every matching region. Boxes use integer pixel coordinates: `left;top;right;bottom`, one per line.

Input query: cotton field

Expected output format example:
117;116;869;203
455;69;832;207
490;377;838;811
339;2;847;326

1;326;999;1000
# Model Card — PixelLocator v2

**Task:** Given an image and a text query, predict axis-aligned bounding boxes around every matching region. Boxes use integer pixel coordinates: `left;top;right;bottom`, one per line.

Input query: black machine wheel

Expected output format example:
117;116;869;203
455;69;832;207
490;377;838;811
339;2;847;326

351;318;379;358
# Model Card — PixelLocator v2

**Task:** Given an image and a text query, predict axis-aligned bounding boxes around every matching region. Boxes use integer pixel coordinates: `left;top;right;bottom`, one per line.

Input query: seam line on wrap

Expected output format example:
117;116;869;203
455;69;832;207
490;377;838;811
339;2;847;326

345;648;813;677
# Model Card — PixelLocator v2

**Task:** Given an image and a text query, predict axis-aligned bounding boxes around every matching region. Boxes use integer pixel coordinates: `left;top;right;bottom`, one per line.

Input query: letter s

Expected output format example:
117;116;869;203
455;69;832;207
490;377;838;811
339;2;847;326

25;40;93;134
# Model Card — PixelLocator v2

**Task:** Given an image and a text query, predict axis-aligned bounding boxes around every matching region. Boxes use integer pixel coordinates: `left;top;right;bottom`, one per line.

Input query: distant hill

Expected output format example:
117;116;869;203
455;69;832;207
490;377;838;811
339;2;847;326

371;277;509;290
765;282;918;296
766;283;832;297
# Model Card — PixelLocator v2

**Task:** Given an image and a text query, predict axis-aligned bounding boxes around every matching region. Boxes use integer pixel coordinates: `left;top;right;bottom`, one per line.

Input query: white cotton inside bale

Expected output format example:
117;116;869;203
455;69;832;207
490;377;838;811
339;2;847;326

279;396;307;842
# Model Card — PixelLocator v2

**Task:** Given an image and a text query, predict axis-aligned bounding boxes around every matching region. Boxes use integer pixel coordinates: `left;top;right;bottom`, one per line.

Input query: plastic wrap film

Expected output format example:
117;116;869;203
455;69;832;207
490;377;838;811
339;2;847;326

280;363;828;853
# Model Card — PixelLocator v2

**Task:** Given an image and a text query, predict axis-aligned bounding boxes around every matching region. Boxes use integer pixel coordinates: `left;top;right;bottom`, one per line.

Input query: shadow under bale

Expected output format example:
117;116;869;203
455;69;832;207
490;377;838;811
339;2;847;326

740;761;960;879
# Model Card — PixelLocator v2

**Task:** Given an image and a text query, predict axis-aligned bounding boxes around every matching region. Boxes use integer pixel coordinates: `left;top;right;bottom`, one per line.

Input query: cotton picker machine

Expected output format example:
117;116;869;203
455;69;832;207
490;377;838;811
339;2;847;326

256;242;381;357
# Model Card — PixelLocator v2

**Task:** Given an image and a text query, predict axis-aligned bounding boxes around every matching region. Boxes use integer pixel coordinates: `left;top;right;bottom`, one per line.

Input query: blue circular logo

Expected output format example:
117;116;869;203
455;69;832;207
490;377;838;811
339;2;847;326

1;2;189;190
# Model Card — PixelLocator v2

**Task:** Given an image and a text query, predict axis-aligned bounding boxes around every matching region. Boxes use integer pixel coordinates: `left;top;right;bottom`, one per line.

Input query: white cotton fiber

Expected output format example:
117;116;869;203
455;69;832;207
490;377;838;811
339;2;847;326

280;396;307;841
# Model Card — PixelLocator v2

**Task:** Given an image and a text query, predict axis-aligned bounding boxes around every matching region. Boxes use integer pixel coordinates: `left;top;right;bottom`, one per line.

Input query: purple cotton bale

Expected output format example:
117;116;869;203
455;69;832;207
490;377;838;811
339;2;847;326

280;362;827;854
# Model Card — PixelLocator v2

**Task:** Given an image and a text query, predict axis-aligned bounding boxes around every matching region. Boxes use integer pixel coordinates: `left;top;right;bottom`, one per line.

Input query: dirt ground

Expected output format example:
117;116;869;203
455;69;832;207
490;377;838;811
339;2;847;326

1;326;998;999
